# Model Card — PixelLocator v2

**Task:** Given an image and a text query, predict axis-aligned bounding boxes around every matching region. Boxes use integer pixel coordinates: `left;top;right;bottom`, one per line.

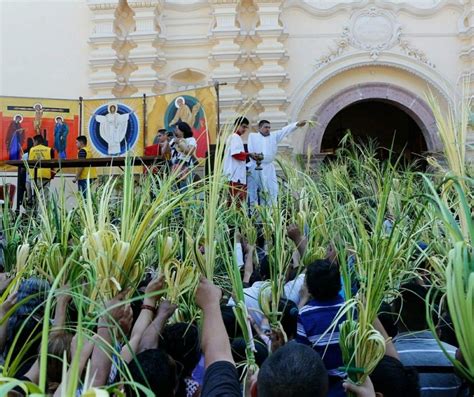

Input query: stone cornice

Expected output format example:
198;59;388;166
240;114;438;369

283;0;464;17
128;1;161;7
88;0;119;11
162;36;210;46
88;0;160;10
164;0;209;11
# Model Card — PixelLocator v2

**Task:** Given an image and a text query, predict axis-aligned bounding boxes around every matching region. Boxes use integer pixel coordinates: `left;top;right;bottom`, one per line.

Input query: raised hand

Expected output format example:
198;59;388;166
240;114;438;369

195;277;222;311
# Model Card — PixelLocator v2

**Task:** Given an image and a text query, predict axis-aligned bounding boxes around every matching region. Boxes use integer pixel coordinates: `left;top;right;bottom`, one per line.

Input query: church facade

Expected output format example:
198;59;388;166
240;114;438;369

1;0;473;160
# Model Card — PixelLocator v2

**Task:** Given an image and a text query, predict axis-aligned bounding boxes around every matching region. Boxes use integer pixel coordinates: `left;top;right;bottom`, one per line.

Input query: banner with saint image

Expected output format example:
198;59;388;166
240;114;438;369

146;86;217;158
0;96;80;164
82;97;144;158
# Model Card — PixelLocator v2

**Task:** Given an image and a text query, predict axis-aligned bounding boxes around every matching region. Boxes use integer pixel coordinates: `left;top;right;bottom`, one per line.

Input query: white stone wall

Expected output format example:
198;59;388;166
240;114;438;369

1;0;473;155
1;0;93;98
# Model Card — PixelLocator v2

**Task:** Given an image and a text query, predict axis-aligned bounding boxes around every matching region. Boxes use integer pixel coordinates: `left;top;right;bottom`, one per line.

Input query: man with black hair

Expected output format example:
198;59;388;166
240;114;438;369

247;119;307;206
223;117;258;204
296;259;346;396
249;342;328;397
74;136;97;197
393;283;465;397
154;128;169;145
125;348;179;397
369;355;420;397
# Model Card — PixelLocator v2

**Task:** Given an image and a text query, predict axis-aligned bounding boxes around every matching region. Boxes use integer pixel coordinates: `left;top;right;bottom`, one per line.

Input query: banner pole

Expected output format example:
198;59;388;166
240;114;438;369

79;96;83;136
143;93;147;148
214;81;220;135
214;81;227;136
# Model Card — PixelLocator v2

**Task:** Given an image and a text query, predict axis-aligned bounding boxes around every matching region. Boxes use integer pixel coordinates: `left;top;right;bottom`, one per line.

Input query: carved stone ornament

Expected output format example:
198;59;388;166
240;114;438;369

314;6;436;69
314;28;350;69
348;7;401;59
398;38;436;68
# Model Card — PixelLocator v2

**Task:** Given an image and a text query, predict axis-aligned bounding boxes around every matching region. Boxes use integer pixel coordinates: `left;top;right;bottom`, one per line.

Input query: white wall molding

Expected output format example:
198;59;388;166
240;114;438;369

283;0;464;18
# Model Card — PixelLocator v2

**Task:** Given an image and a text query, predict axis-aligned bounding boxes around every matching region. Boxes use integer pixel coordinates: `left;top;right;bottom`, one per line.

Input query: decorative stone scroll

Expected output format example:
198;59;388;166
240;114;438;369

315;6;436;69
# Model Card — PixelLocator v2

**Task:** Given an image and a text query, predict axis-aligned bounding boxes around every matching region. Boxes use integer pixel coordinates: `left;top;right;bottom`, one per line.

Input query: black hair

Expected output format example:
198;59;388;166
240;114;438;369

160;322;201;376
125;349;177;397
177;121;193;138
305;259;341;301
259;255;270;280
231;337;268;379
158;128;167;134
257;342;328;397
370;355;420;397
437;311;458;347
221;305;243;339
393;282;429;332
234;116;249;127
33;135;45;145
160;323;201;397
378;302;398;339
279;298;298;340
258;120;271;128
76;136;87;145
26;138;34;153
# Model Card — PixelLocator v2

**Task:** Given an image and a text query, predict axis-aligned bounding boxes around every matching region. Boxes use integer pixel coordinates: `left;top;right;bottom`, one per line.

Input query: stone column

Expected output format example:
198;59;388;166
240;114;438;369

127;1;164;95
209;0;244;124
111;0;138;97
252;1;289;129
88;1;121;97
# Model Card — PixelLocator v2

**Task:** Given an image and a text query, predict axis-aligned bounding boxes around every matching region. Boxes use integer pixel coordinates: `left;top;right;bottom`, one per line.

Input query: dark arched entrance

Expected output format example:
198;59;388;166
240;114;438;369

321;100;428;161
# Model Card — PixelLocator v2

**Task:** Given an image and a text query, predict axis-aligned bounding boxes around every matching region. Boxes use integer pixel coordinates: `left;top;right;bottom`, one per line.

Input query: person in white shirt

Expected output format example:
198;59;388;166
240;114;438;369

170;121;197;189
223;117;258;205
247;119;307;206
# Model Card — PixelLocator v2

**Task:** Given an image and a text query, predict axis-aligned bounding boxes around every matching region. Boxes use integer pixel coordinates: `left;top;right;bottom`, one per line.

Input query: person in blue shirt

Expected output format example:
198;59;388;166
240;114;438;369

296;259;346;397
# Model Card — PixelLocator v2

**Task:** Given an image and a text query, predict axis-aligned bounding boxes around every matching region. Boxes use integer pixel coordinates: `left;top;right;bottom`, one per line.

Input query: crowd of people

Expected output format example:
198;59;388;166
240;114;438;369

1;118;471;397
0;219;470;396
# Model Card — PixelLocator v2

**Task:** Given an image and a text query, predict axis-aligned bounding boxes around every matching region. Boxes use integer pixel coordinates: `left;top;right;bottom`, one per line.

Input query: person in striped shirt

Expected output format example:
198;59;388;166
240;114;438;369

296;259;346;397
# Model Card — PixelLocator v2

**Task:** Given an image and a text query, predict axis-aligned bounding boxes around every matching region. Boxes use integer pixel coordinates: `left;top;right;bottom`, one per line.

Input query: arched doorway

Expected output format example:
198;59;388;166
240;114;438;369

321;100;428;161
304;83;441;158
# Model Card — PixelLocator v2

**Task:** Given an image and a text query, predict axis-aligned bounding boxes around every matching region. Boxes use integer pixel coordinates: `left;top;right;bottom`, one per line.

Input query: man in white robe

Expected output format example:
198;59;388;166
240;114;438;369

95;104;132;155
247;119;307;206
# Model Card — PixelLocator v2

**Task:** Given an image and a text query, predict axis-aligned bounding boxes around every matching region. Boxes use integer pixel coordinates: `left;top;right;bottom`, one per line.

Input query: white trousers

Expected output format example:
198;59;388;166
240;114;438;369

248;163;278;206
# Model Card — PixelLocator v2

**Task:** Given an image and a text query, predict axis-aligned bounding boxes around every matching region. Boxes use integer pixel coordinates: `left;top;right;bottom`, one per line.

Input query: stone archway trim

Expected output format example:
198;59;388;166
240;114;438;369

304;82;441;154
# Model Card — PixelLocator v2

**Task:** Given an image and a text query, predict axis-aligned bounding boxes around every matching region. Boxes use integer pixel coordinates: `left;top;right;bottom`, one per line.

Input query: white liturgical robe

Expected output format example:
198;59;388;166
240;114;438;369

247;122;298;206
223;133;247;184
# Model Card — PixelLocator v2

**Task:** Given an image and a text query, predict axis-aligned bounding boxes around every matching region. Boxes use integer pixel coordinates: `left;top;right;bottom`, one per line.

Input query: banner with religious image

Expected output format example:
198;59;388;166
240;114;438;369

0;96;80;165
146;86;217;158
82;97;144;158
